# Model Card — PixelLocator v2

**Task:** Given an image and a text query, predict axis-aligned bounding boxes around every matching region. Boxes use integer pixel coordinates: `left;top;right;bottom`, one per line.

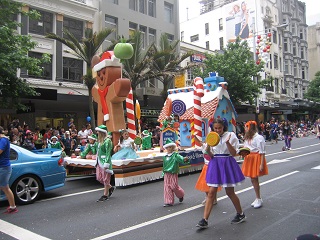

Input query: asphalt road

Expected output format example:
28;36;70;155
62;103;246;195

1;136;320;240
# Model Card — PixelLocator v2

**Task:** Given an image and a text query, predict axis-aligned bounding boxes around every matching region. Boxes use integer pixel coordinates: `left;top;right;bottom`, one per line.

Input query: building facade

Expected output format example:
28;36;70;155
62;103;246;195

180;0;310;122
2;0;179;130
307;22;320;81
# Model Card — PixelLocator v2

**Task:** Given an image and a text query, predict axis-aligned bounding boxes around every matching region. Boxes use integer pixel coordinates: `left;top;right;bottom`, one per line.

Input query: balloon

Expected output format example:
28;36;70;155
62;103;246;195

86;116;91;122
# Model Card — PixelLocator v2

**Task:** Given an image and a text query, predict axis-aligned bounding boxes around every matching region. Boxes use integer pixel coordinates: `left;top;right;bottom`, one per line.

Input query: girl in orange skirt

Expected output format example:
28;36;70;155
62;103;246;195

242;121;268;209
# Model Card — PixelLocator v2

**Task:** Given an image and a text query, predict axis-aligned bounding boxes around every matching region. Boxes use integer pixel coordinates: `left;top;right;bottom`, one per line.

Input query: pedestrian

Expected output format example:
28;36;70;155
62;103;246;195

196;118;245;229
0;126;18;213
22;130;36;150
162;139;189;207
241;120;268;209
282;120;292;150
95;125;114;202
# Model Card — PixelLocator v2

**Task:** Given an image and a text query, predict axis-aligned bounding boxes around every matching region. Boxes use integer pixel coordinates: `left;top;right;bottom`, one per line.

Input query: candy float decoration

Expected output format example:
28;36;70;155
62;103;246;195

135;100;141;137
172;100;186;116
206;132;220;146
256;33;272;65
193;77;204;147
126;88;136;140
114;39;134;60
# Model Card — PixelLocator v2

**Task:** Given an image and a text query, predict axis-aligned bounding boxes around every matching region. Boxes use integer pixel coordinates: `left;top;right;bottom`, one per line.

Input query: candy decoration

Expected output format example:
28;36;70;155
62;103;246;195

173;122;181;149
193;77;204;147
172;100;186;116
126;88;136;139
206;132;220;146
135;100;141;137
190;120;195;147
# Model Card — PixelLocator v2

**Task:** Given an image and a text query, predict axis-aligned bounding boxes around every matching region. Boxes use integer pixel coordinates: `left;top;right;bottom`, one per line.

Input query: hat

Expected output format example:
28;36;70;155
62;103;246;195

26;130;32;134
51;136;58;140
88;134;97;140
163;139;176;149
65;131;70;135
95;125;108;133
107;131;112;138
142;130;149;136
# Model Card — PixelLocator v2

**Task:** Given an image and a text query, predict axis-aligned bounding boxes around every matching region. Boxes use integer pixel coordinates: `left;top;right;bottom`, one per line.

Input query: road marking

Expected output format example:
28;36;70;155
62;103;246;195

90;171;299;240
312;165;320;170
265;143;320;156
0;219;51;240
267;150;320;165
268;159;291;165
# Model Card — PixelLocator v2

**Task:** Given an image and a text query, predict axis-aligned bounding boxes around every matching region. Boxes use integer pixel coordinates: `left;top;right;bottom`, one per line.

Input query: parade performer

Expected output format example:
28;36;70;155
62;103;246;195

141;130;152;150
112;129;139;160
95;125;114;202
196;118;245;229
80;134;98;159
48;136;63;150
162;139;189;207
160;114;174;130
242;120;268;209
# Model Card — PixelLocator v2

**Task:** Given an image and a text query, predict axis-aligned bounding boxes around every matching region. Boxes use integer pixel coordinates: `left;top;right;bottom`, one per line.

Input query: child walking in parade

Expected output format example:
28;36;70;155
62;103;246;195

95;125;114;202
242;120;268;209
196;118;245;229
162;139;189;207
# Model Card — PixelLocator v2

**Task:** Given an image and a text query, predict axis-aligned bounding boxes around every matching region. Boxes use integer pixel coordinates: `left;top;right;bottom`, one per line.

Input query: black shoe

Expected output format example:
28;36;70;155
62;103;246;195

108;186;116;197
97;195;109;202
196;218;208;229
179;197;184;203
163;203;173;207
231;213;246;224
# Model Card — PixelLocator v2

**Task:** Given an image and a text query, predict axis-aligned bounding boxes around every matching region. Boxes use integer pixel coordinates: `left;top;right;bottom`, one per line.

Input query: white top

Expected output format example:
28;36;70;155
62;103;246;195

201;132;239;156
78;130;88;139
119;138;134;149
243;133;266;154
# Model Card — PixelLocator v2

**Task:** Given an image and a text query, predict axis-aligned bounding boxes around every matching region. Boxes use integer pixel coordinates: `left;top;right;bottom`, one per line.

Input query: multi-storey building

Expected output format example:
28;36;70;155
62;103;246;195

180;0;310;121
3;0;179;129
307;22;320;81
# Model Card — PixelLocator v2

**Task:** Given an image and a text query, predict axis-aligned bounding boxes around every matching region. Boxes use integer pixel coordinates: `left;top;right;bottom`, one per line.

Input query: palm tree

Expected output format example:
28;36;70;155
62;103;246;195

46;28;114;129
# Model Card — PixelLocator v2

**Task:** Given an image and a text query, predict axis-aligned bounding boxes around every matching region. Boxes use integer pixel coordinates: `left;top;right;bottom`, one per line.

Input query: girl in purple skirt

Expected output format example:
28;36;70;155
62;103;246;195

196;118;246;228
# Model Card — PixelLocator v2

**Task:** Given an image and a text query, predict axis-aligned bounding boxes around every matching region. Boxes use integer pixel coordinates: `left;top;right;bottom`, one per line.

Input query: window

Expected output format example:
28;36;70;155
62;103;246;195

180;31;184;41
219;37;223;50
164;2;173;24
139;0;146;14
274;54;278;69
269;54;272;69
218;18;223;31
206;41;209;50
167;33;174;44
299;29;303;39
291;23;296;35
28;52;52;79
205;23;209;35
129;0;137;10
107;0;118;3
29;9;53;35
300;47;304;59
63;17;83;42
279;57;282;72
190;34;199;42
129;22;138;37
149;28;156;44
275;78;279;94
284;38;288;51
293;63;297;76
148;0;156;17
140;25;147;49
105;15;118;41
63;57;83;83
293;42;296;55
273;30;277;44
284;60;289;73
302;67;305;79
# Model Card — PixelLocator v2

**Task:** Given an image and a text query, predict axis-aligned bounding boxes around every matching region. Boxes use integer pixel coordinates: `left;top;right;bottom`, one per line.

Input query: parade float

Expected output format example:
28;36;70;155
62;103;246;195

64;46;238;186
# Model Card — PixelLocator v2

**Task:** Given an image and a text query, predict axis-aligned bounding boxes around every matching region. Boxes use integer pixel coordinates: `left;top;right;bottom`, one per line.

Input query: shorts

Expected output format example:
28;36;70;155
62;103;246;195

0;166;12;187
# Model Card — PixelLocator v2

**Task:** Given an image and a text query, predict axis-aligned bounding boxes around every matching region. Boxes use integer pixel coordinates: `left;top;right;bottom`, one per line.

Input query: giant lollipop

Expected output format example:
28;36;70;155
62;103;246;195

205;132;220;146
135;100;141;137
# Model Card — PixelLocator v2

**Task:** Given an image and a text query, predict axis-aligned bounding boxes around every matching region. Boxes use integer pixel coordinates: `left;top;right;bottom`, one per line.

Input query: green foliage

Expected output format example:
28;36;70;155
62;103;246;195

0;0;48;110
193;38;264;105
305;71;320;102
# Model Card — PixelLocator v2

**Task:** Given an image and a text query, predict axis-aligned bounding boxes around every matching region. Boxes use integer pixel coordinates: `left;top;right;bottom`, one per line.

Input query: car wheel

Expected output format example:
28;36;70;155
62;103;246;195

11;175;42;205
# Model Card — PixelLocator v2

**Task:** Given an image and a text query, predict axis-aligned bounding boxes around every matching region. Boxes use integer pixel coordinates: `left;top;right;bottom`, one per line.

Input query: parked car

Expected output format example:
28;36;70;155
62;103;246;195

0;144;66;205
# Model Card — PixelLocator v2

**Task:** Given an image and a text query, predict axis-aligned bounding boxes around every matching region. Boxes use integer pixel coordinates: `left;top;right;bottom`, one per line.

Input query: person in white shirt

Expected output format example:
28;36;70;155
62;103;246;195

77;125;88;143
242;120;269;209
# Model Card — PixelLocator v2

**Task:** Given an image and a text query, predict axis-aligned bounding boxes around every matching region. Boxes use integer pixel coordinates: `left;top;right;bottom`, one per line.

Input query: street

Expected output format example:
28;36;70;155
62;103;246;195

1;136;320;240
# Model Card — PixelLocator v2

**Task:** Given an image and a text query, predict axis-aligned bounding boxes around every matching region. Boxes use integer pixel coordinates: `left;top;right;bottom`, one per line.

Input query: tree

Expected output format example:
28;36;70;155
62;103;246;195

0;0;49;110
193;38;266;105
46;28;114;130
305;71;320;102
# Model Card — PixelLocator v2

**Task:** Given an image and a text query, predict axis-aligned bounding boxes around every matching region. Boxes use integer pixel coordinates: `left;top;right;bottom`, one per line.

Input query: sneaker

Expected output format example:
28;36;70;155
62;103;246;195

253;198;263;208
196;218;208;229
163;203;173;207
231;213;246;224
108;186;116;197
97;195;109;202
179;197;184;203
251;198;258;207
4;207;18;214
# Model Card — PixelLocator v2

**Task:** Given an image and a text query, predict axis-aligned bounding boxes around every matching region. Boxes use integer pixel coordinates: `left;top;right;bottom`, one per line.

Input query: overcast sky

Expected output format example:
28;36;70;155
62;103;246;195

179;0;320;26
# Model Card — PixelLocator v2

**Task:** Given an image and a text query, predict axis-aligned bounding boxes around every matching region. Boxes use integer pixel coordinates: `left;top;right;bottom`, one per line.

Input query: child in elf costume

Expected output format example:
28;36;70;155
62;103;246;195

80;134;98;159
95;125;114;202
162;139;189;207
141;130;152;150
48;136;63;150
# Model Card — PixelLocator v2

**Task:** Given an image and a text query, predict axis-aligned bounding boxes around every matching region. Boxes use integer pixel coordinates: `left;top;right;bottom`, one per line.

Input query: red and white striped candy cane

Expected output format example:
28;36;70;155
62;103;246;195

126;88;136;139
193;77;204;147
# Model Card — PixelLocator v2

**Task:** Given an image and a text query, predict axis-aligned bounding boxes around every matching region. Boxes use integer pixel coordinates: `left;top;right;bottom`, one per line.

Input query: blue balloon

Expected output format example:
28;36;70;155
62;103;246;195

86;116;91;122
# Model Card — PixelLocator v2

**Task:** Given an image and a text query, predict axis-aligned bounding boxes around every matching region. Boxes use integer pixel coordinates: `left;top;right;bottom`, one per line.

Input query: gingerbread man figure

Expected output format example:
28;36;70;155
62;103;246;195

91;51;131;146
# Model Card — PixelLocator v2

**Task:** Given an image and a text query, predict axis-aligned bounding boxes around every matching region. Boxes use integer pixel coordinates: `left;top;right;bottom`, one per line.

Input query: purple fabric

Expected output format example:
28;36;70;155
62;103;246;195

206;155;245;187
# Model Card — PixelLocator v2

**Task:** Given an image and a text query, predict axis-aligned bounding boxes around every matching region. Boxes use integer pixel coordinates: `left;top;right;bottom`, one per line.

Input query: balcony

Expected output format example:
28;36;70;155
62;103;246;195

266;86;274;97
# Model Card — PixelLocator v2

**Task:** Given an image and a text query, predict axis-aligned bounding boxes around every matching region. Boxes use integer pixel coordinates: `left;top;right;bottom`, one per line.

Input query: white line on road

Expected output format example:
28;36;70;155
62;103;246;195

90;171;299;240
312;165;320;170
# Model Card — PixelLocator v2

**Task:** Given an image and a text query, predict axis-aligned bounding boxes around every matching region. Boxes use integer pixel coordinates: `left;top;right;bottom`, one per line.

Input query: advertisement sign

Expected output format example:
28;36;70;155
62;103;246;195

175;74;186;88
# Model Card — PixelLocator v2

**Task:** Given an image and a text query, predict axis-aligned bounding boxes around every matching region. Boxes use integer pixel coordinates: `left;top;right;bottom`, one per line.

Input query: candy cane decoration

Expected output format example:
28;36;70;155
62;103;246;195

126;88;136;139
193;77;204;147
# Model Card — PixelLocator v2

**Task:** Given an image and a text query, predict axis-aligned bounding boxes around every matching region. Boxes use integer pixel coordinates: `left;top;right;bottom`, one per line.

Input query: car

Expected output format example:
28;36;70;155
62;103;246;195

0;144;66;205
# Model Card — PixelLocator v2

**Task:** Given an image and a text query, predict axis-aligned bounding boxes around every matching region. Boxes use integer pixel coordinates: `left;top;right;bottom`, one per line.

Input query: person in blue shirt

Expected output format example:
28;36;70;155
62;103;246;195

0;126;18;214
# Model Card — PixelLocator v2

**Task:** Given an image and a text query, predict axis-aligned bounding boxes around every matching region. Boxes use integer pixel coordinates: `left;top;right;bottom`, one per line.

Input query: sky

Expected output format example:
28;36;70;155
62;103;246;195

179;0;320;26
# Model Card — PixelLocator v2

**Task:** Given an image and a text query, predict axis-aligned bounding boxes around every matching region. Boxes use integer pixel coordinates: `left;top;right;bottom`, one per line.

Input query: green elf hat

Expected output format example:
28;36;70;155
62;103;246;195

88;134;97;140
107;131;112;138
142;130;149;136
95;125;108;133
163;139;176;149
